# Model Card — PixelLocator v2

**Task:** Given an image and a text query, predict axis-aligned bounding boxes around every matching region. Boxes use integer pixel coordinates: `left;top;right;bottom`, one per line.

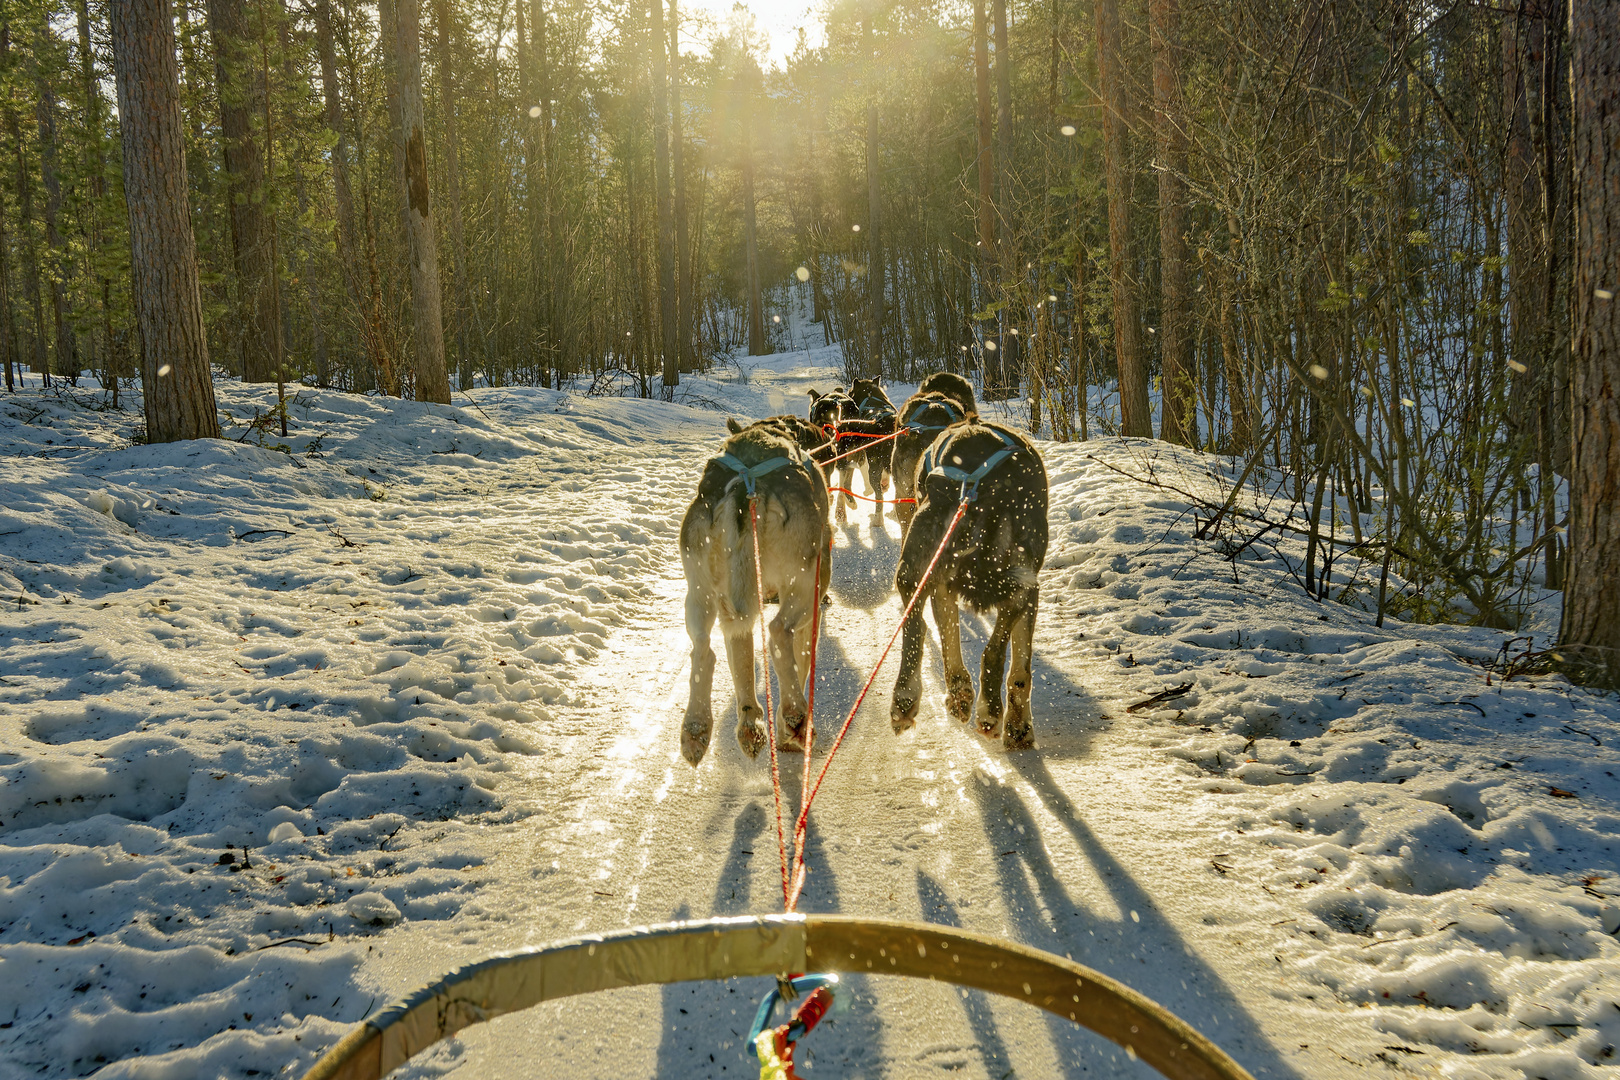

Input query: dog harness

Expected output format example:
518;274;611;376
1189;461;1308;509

904;399;964;435
920;425;1020;502
713;448;813;497
858;395;896;420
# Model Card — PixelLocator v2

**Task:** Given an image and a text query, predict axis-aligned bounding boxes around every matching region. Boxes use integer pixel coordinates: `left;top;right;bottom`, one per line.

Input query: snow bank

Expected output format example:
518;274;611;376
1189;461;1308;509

1037;440;1620;1077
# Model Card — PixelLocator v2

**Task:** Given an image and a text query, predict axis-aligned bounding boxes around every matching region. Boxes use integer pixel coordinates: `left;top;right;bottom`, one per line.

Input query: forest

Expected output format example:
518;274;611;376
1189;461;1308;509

0;0;1615;669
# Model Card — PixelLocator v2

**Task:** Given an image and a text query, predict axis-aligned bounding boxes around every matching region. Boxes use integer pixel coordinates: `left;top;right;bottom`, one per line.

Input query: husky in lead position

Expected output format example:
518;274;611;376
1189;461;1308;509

890;420;1048;749
680;424;831;765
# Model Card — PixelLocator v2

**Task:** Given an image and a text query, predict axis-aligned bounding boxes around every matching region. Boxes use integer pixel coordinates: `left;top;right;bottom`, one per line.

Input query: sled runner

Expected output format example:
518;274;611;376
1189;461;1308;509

297;914;1256;1080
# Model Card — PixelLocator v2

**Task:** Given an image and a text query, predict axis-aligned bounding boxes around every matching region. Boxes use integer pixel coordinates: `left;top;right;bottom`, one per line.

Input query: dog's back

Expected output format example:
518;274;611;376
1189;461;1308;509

917;371;977;419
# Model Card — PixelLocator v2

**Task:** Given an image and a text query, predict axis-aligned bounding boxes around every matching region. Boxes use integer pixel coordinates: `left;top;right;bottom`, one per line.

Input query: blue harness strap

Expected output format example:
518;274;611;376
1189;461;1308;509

858;395;896;419
713;449;811;497
904;399;964;435
920;425;1021;502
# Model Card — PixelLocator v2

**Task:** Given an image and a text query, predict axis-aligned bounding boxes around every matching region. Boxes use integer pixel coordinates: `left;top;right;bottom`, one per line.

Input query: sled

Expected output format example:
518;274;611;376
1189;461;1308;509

298;914;1257;1080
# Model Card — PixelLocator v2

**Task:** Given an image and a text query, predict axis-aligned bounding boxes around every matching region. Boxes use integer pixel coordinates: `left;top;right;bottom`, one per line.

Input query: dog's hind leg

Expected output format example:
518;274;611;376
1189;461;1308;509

931;590;973;722
974;601;1018;739
768;599;809;751
866;456;885;524
1003;592;1037;750
835;462;855;524
722;616;767;758
890;579;930;734
682;587;718;765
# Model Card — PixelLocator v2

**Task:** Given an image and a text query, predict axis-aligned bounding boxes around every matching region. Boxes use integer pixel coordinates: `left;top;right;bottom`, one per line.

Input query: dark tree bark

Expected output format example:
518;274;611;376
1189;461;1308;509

206;0;279;382
391;0;449;402
433;0;475;390
651;0;676;389
1096;0;1149;436
1152;0;1194;444
110;0;221;441
35;35;79;384
670;0;694;371
973;0;995;387
864;12;882;377
1559;0;1620;682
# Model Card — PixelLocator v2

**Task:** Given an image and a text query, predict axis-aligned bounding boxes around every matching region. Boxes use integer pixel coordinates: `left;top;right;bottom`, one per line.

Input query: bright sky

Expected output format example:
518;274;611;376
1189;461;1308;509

681;0;825;68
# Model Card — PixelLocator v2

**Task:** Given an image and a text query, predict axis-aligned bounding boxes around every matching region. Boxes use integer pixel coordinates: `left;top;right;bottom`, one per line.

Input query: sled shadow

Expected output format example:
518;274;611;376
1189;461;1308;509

654;807;885;1078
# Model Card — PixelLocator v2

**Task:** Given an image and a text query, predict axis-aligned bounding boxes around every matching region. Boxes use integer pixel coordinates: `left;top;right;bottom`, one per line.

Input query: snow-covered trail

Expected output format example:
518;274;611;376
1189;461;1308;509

4;357;1618;1080
372;494;1313;1080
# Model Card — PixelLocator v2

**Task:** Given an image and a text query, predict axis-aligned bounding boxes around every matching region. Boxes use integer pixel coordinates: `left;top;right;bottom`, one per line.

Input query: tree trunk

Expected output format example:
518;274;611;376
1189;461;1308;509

651;0;677;389
314;0;391;391
993;0;1011;242
34;37;78;384
1096;0;1148;436
433;0;475;391
206;0;279;382
864;14;882;377
741;74;767;356
1559;0;1620;682
77;0;117;398
669;0;693;372
973;0;996;391
972;0;994;268
1151;0;1194;444
110;0;221;441
392;0;449;402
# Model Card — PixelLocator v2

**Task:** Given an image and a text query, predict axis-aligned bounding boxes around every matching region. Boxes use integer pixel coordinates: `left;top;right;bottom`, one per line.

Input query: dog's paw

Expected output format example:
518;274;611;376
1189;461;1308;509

945;673;975;721
736;716;768;759
1003;721;1035;751
779;706;808;751
974;695;1003;739
891;697;919;734
681;713;712;766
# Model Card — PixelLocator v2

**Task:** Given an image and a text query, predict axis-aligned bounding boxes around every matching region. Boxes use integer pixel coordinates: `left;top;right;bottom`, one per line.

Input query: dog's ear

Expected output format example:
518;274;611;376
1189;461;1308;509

807;388;821;401
726;417;745;434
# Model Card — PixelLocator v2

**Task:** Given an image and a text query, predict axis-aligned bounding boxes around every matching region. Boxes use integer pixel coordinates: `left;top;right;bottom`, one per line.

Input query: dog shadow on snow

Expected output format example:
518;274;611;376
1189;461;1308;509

956;754;1307;1080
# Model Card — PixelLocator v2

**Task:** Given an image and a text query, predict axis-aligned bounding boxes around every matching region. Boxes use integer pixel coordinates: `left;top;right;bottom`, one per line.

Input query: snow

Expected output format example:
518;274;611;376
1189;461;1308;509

2;355;1617;1080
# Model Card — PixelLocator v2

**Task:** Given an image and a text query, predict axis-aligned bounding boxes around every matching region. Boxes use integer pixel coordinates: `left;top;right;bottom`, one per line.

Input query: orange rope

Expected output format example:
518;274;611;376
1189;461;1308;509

786;500;969;910
750;496;791;909
828;487;915;506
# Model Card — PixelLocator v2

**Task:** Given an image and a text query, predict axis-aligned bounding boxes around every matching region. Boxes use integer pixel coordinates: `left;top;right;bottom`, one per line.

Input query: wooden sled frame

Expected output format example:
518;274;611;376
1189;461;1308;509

299;914;1257;1080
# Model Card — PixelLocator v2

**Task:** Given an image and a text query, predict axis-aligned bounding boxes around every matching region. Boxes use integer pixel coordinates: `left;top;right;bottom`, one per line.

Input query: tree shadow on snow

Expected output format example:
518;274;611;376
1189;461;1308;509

988;754;1307;1080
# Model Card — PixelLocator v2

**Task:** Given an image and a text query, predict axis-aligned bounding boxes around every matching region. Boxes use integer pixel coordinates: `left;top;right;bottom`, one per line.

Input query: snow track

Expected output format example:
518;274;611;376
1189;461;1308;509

3;358;1619;1080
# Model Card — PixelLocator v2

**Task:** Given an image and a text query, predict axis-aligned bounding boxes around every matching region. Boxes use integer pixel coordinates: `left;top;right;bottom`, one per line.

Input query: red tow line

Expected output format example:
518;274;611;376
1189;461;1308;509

743;476;969;1070
745;484;968;911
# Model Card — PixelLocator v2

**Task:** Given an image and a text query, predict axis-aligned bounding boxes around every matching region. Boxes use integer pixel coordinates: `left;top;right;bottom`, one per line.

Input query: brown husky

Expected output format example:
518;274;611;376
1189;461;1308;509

680;424;832;765
893;377;978;532
890;421;1048;749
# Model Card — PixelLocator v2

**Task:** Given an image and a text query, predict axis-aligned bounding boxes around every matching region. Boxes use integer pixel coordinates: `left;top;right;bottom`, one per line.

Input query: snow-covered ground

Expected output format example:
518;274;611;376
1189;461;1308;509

2;351;1617;1080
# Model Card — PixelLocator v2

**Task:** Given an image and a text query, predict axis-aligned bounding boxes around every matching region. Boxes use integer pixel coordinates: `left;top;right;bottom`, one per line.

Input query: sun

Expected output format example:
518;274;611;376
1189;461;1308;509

679;0;825;68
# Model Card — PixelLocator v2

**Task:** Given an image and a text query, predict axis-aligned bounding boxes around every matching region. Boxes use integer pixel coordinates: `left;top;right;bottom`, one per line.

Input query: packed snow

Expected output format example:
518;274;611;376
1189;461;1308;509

1;351;1617;1080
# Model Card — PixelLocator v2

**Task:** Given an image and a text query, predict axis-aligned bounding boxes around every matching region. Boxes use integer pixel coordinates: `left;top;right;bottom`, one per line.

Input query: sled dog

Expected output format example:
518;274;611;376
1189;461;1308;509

680;425;831;765
890;421;1048;749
